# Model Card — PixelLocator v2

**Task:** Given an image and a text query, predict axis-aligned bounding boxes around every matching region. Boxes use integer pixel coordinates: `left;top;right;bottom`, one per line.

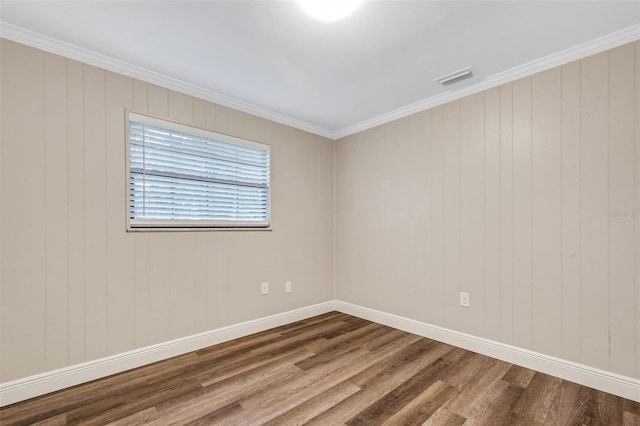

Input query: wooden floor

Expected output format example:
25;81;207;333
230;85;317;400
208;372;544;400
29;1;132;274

1;312;639;425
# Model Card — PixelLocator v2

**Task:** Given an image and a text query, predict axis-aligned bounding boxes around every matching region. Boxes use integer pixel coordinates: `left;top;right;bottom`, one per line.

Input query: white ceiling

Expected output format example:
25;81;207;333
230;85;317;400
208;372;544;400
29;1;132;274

1;1;639;139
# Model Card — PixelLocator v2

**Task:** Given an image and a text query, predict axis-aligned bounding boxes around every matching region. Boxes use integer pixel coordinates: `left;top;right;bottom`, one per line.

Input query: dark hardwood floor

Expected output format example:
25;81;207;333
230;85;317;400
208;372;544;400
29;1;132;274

1;312;639;425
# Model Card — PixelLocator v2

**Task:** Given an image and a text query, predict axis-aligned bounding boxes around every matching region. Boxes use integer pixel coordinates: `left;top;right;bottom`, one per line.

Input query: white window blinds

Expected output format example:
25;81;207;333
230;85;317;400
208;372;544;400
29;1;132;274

127;113;270;229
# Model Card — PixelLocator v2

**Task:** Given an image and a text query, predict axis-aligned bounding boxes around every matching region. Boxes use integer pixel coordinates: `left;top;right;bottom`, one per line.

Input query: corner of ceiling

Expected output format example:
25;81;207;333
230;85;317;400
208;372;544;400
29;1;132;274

333;23;640;140
0;22;338;140
2;22;638;142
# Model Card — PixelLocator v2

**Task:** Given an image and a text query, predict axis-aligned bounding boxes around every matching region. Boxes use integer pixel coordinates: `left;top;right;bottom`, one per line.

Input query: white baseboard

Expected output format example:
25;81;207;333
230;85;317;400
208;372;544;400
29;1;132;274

0;301;336;407
334;301;640;402
3;299;638;407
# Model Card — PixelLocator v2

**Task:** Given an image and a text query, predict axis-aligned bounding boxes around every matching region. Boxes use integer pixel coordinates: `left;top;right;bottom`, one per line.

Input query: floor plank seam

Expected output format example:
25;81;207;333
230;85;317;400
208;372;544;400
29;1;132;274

1;312;638;426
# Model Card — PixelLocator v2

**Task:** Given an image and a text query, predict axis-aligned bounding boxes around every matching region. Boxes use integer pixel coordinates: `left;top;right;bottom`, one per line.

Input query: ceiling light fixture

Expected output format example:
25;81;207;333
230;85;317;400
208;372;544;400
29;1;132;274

297;0;364;22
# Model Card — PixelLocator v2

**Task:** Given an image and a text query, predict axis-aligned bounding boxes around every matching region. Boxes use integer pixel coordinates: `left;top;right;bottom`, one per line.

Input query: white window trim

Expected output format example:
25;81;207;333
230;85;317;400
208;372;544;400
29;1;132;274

125;110;271;231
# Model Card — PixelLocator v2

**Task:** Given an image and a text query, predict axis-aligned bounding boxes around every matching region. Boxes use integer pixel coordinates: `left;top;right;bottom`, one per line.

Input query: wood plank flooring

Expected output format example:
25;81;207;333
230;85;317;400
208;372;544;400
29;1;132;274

1;312;639;425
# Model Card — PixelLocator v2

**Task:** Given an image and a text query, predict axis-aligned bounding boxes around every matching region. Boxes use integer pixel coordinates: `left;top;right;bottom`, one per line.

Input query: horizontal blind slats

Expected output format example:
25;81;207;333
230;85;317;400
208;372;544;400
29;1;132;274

128;118;270;227
130;123;268;166
130;172;268;194
130;135;268;166
130;153;268;185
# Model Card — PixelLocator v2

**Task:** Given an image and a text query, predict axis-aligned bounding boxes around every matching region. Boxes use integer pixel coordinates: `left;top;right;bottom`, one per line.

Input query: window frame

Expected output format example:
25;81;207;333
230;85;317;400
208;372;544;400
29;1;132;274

125;111;271;232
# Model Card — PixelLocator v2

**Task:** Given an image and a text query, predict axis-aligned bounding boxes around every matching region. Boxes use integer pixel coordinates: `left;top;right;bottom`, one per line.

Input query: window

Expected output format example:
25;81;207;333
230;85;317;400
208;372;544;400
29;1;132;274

127;112;270;230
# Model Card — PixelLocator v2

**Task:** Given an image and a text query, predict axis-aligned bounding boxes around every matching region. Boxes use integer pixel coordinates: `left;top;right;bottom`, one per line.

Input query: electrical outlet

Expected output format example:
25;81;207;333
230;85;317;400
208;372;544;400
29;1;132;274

261;282;269;295
285;281;292;293
459;292;470;307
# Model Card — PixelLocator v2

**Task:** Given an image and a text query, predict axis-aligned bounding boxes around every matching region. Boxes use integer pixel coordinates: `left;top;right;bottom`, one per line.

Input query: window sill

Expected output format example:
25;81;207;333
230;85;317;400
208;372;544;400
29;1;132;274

126;226;272;233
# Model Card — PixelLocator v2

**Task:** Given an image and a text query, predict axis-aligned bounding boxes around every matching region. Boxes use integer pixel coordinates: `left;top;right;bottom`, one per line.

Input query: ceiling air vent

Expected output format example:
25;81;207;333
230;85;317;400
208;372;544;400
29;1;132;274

436;66;474;87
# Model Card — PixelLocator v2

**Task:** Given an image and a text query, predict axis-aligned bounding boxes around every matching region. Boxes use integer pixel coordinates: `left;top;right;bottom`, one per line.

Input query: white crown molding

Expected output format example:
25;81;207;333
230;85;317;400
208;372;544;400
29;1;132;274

0;301;336;407
1;22;638;141
334;301;640;403
334;23;640;139
0;22;337;140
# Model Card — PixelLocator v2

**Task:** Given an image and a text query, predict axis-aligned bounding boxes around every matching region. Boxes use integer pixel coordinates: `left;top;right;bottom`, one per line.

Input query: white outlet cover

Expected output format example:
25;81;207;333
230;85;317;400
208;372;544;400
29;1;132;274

459;292;470;307
261;282;269;295
285;281;292;293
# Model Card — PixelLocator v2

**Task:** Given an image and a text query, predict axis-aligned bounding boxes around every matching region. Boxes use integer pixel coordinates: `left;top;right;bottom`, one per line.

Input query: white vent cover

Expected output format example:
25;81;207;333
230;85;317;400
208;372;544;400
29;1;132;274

435;66;474;87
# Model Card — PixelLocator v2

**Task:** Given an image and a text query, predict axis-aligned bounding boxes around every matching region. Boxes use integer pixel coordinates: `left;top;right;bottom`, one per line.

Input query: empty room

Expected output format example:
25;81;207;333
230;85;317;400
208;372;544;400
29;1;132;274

0;0;639;424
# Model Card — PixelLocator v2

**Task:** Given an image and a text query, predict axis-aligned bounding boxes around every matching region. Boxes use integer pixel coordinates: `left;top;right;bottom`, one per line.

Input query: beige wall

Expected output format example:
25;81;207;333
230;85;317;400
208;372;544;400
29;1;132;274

2;37;639;385
335;41;639;378
0;39;334;382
